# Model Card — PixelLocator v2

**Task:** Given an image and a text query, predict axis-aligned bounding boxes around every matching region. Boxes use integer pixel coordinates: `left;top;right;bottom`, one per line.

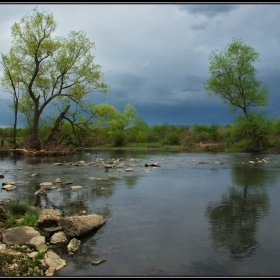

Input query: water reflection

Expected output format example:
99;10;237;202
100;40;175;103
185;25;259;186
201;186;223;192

123;175;139;189
2;151;280;276
205;164;271;260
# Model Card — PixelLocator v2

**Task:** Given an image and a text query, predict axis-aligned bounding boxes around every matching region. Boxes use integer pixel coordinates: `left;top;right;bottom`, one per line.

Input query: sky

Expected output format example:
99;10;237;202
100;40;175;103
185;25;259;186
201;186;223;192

0;3;280;128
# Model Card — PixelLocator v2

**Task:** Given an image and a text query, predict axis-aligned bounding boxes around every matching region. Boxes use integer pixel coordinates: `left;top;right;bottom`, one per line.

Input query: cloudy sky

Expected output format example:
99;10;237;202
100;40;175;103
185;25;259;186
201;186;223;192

0;3;280;127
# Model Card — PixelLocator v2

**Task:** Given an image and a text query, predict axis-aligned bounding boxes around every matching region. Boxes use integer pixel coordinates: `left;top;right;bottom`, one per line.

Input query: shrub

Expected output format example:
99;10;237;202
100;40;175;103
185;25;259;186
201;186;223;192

167;134;180;145
111;130;126;146
5;200;31;216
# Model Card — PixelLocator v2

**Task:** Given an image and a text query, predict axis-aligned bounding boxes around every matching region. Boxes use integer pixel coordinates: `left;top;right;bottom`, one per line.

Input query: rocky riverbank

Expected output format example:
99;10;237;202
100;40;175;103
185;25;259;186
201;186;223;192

0;141;77;157
0;205;106;276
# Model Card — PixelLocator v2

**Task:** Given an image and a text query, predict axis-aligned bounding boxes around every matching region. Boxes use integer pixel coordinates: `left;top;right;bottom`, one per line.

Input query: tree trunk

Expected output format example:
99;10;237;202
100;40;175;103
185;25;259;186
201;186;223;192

46;105;70;144
13;93;18;150
30;103;41;150
257;136;264;151
12;79;20;150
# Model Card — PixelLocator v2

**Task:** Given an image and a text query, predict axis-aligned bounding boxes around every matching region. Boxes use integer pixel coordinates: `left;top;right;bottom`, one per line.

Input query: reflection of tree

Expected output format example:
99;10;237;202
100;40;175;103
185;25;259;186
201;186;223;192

59;229;101;271
231;166;278;187
205;165;271;260
123;174;139;189
95;204;113;219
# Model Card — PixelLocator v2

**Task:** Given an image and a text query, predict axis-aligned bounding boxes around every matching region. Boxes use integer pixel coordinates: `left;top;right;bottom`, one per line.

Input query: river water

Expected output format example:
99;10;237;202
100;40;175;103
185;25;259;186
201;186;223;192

1;149;280;276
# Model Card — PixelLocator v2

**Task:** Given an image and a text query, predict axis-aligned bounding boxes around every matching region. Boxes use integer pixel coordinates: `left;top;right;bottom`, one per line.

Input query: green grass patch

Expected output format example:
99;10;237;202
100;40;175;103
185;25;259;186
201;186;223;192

5;199;50;239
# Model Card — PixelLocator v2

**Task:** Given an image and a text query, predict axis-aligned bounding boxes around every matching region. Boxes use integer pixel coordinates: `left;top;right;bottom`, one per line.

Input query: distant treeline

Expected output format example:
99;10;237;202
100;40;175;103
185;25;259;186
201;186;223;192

1;120;280;153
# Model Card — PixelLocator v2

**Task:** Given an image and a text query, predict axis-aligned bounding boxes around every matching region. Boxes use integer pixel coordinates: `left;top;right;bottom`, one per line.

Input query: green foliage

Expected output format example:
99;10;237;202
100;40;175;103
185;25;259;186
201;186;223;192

229;112;273;151
4;113;280;152
5;200;32;216
192;123;220;142
92;103;146;132
204;38;268;115
1;7;110;145
6;209;38;229
5;199;38;228
231;113;273;142
271;119;280;137
34;252;45;262
193;123;210;133
111;130;127;146
166;134;180;145
5;200;50;239
204;38;269;150
0;200;46;276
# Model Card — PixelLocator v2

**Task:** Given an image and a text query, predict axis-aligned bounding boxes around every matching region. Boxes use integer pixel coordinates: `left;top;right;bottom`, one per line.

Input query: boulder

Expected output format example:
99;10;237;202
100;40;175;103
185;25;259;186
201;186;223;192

67;238;81;253
26;235;48;252
60;214;106;238
35;209;62;229
71;185;83;190
50;231;68;245
44;250;66;271
1;226;41;246
2;184;16;191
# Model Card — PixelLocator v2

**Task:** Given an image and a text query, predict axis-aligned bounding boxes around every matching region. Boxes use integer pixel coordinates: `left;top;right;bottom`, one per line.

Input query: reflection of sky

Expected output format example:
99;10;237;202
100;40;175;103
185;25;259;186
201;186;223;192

1;151;280;275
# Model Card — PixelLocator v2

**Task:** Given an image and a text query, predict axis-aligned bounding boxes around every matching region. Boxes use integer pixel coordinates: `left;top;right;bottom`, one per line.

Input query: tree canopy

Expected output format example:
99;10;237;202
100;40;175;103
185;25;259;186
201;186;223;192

204;38;268;116
204;38;270;151
1;7;110;148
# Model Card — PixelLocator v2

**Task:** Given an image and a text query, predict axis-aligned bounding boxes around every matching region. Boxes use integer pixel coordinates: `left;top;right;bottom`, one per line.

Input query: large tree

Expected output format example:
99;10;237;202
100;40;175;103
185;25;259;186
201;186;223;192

204;38;269;150
1;7;110;149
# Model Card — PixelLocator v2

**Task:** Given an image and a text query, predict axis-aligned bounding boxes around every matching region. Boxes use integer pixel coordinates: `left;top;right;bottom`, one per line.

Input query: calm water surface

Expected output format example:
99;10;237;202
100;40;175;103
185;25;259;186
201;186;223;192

1;150;280;276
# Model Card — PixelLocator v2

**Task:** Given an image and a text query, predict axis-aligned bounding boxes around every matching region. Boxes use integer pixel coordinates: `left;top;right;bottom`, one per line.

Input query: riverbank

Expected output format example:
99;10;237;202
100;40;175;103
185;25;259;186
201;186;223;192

1;144;76;157
1;141;279;157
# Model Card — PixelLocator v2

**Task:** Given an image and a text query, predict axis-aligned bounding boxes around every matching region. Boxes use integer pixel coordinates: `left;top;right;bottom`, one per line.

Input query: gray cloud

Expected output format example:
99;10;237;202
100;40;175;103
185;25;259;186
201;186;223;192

0;4;279;127
178;4;240;18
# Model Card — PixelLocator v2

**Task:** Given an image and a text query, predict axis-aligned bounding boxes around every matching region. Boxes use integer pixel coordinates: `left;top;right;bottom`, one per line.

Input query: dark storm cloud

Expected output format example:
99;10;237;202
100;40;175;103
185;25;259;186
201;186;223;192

136;101;234;127
178;4;240;18
0;99;14;127
107;72;146;94
259;74;280;119
1;4;280;127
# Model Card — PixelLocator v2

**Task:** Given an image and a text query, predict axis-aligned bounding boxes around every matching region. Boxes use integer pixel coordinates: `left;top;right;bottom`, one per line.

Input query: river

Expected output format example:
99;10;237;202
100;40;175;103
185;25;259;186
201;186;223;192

1;149;280;276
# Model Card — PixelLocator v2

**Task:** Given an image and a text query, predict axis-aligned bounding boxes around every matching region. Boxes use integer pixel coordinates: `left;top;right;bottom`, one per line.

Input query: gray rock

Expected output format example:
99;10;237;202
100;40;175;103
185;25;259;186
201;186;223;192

71;185;83;190
1;226;41;246
44;250;66;271
2;184;16;191
67;238;81;253
1;248;22;257
60;214;107;238
35;209;62;229
43;226;63;233
26;235;46;251
2;181;15;185
45;266;56;276
50;231;68;245
36;243;49;253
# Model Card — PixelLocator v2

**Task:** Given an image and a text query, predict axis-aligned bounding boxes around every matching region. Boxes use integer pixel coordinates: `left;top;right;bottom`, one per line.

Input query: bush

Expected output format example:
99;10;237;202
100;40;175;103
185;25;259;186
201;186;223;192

5;200;31;216
111;130;127;146
167;134;180;145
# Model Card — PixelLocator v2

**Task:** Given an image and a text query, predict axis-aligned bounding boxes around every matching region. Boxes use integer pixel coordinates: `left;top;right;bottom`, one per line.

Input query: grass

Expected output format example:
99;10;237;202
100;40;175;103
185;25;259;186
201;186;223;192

0;251;44;276
5;199;38;228
4;199;50;238
0;200;49;276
